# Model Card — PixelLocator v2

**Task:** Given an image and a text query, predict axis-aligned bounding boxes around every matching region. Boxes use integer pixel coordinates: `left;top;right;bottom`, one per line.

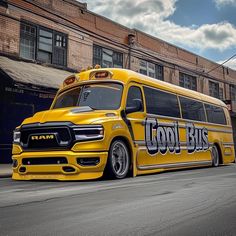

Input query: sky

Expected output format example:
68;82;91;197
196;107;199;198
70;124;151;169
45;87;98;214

80;0;236;70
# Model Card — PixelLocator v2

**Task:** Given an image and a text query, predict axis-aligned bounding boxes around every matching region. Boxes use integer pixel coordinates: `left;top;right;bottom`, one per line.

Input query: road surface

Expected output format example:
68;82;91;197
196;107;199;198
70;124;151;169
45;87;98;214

0;164;236;236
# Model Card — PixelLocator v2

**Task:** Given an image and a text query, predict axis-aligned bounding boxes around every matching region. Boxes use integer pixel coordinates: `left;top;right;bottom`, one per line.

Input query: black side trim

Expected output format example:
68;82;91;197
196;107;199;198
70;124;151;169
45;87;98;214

121;110;134;141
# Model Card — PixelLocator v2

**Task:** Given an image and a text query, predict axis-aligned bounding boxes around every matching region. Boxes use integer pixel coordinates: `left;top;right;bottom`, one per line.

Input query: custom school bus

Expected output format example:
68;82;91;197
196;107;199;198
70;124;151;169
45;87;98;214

12;68;235;180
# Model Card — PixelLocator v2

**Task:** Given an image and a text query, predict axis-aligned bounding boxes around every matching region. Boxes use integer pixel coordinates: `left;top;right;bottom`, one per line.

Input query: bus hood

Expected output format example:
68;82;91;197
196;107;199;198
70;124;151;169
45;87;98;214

21;107;119;125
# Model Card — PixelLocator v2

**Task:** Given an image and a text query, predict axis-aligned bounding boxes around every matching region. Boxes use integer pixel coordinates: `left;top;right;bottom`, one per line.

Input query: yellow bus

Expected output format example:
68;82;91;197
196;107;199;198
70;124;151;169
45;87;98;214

12;68;235;180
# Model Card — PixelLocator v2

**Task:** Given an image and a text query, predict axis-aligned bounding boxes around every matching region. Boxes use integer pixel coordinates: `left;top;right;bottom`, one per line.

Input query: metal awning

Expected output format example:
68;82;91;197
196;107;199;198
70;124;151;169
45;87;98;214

0;56;72;89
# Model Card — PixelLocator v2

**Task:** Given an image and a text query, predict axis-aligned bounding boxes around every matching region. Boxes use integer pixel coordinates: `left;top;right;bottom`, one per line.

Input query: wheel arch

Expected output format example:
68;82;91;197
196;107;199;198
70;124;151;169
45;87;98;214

213;142;223;165
110;136;134;175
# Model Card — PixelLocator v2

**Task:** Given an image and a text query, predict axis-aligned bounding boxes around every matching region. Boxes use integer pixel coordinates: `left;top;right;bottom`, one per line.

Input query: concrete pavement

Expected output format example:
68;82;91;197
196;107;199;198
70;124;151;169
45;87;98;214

0;164;236;235
0;164;12;178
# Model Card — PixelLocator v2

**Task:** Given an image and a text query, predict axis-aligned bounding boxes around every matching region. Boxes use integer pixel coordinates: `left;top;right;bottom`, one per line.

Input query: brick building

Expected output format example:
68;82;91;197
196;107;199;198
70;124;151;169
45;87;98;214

1;0;236;162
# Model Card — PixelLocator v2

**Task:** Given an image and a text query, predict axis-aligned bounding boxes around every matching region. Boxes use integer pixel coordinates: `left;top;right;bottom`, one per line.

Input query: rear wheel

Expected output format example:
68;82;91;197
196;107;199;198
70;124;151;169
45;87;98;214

211;145;220;167
105;140;130;179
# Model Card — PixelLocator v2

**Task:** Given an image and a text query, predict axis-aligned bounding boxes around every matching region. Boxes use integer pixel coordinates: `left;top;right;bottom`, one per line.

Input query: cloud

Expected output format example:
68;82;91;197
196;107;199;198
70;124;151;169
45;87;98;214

214;0;236;8
218;58;236;70
82;0;236;52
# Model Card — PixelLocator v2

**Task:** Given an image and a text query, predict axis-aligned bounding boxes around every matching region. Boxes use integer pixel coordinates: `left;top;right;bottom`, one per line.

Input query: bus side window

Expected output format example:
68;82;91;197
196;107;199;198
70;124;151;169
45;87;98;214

205;104;226;125
143;86;180;118
179;97;206;122
126;86;144;112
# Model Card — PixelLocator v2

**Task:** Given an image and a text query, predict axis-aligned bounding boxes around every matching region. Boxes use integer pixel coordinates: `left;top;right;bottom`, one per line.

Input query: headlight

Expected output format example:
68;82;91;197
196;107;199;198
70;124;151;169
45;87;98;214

13;130;21;144
73;125;104;141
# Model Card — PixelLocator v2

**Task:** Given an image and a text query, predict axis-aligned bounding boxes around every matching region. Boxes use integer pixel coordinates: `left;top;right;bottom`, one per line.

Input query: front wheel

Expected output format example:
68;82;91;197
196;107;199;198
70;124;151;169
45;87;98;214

104;140;130;179
211;145;220;167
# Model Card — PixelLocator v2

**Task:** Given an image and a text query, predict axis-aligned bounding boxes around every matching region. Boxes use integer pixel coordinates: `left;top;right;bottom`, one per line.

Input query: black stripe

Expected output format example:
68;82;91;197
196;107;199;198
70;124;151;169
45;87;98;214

120;110;134;141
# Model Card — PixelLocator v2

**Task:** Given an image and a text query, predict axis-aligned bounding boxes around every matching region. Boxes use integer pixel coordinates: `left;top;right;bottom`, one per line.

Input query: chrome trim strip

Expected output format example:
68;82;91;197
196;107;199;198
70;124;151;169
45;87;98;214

207;128;232;134
146;114;231;128
223;142;234;146
134;141;146;146
142;117;232;133
138;160;212;170
224;153;232;156
135;141;214;147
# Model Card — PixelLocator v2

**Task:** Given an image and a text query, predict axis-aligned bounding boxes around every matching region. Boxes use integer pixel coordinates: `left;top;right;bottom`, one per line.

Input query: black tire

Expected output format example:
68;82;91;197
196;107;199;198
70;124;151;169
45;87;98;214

211;145;220;167
104;140;130;179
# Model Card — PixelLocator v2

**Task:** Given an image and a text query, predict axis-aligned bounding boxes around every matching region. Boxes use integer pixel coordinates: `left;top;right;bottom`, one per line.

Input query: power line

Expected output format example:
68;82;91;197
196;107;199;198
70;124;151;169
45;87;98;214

206;53;236;74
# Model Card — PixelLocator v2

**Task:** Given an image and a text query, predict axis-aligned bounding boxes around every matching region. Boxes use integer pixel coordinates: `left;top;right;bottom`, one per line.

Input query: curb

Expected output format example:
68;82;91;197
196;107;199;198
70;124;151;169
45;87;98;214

0;174;12;178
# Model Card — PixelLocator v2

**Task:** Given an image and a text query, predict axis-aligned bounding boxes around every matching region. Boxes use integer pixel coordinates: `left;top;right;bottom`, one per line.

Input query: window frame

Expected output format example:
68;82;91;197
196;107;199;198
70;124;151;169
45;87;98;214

230;84;236;101
209;80;220;99
19;21;68;67
179;72;197;91
93;44;123;68
139;60;164;80
19;22;37;60
126;85;144;112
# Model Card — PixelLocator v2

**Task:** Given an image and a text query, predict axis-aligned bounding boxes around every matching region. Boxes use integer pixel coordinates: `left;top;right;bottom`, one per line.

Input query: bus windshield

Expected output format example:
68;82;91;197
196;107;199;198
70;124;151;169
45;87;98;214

53;82;123;110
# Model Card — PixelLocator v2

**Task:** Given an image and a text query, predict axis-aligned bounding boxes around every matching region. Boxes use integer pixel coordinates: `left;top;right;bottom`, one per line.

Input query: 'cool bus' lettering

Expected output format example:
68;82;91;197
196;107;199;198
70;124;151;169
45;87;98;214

145;118;209;155
145;118;180;155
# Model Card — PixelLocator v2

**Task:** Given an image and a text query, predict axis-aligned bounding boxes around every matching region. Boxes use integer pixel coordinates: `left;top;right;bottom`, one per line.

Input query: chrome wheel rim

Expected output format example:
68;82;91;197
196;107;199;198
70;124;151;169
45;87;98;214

212;146;219;166
111;142;129;177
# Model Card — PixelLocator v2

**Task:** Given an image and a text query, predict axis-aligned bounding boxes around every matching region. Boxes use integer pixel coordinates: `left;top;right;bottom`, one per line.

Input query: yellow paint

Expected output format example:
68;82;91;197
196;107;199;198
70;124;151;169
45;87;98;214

12;68;235;181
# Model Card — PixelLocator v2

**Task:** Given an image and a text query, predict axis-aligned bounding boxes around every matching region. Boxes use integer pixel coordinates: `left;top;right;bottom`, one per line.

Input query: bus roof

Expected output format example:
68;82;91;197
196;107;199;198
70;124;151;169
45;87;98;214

66;68;227;108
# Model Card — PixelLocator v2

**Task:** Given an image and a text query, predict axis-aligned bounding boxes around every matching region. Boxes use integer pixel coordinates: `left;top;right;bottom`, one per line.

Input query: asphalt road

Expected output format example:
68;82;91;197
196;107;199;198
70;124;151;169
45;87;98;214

0;165;236;236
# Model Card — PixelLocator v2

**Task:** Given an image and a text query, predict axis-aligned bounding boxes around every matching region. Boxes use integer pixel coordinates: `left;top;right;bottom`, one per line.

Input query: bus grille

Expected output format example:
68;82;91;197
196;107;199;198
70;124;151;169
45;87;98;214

20;124;73;150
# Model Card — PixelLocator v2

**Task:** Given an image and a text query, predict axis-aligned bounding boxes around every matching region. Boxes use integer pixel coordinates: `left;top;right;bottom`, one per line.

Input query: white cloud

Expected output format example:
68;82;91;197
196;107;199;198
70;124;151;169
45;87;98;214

218;58;236;70
82;0;236;52
214;0;236;8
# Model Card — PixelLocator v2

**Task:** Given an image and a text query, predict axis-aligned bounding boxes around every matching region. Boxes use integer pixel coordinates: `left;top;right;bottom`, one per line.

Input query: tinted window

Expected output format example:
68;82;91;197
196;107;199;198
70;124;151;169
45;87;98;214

54;87;80;109
180;97;206;121
144;87;180;117
53;83;123;110
205;104;226;125
126;86;143;111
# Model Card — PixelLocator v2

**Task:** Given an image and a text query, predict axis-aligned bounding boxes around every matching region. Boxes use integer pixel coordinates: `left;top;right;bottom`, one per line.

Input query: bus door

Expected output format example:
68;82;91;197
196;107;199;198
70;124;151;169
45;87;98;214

125;83;147;160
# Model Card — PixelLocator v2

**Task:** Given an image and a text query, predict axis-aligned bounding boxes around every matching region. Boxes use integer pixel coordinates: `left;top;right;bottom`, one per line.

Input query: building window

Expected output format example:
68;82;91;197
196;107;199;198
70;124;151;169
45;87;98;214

20;23;36;60
219;88;224;100
93;45;123;68
209;81;219;98
179;73;197;91
53;32;67;66
230;85;236;101
37;28;53;64
20;22;67;67
139;60;163;80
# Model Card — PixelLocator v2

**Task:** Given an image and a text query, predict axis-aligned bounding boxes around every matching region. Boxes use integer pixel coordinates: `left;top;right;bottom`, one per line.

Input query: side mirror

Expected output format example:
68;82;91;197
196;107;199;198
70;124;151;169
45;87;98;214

126;99;143;114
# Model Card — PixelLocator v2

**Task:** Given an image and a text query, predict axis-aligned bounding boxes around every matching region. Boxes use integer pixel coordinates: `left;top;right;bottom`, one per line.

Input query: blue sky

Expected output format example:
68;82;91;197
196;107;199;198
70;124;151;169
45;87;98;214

81;0;236;70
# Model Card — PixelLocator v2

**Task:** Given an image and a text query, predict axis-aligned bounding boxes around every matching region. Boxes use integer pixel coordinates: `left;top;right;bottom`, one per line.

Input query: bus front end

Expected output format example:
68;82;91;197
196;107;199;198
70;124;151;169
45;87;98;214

12;117;110;181
12;70;131;180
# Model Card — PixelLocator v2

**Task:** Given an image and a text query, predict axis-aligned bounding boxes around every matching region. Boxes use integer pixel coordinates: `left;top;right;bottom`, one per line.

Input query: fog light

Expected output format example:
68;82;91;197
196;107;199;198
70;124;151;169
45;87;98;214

19;166;26;173
77;157;100;166
62;166;76;173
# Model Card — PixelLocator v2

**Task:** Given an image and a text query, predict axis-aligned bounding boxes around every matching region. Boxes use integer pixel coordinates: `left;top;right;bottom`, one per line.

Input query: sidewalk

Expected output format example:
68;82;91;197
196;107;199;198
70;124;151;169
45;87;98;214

0;164;12;178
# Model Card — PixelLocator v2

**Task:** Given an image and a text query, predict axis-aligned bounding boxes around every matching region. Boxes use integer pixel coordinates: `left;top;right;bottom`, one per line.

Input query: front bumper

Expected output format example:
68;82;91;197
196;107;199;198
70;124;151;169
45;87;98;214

12;150;108;181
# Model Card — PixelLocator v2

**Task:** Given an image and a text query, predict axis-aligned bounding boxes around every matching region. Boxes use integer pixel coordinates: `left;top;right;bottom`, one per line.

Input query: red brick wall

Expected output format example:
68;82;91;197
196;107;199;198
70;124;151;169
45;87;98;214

0;7;20;56
1;0;236;110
